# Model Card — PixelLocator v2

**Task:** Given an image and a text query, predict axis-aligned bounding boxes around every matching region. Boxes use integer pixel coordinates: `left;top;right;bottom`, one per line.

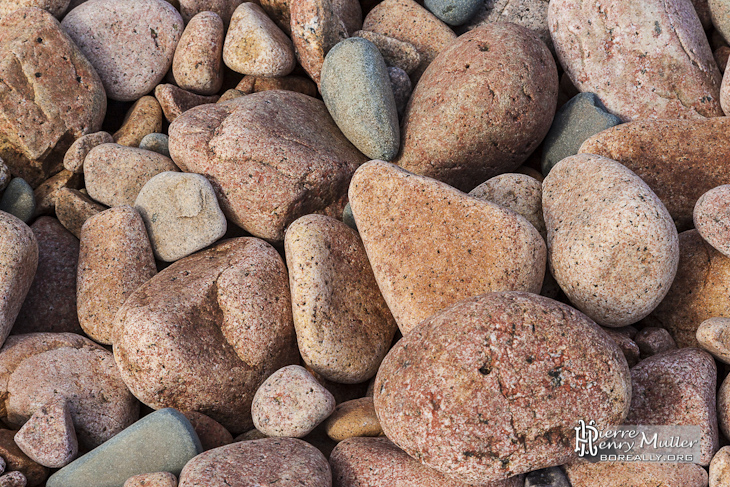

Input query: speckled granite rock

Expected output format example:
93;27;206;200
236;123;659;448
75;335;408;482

124;472;177;487
711;0;730;44
324;397;382;441
0;0;70;19
543;154;679;327
236;75;318;97
374;291;631;484
0;7;106;188
183;411;233;451
62;132;113;175
387;66;411;118
395;22;557;191
549;0;722;121
716;371;730;439
154;84;219;123
462;0;551;52
695;185;730;256
178;0;243;24
54;188;106;239
61;0;184;101
168;91;366;242
178;438;331;487
634;327;677;358
563;460;709;487
173;11;224;95
113;97;164;148
113;238;298;434
31;169;82;219
697;317;730;363
352;30;421;74
349;161;546;334
602;327;641;367
290;0;347;84
710;446;730;487
15;397;78;468
0;471;26;487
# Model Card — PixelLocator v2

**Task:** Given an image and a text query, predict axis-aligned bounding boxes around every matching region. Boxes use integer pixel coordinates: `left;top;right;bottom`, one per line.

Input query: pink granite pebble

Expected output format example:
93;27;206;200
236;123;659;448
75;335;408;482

14;397;78;468
695;184;730;257
123;472;177;487
172;11;225;96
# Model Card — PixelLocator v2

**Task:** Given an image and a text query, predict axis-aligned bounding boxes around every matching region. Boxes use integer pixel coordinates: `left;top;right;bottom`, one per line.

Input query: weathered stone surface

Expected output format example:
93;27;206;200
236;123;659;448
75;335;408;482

425;0;482;26
0;0;70;19
463;0;552;52
124;472;177;487
113;238;298;433
634;326;676;358
352;30;420;74
387;66;411;118
290;0;347;84
62;132;113;175
543;154;679;327
350;161;545;334
695;184;730;257
139;133;170;158
395;23;557;191
54;188;106;239
563;460;709;487
716;371;730;440
601;327;641;367
324;397;382;441
549;0;723;121
173;11;225;95
710;445;730;487
0;471;26;487
154;84;219;123
0;7;106;188
15;397;78;468
711;0;730;44
179;0;243;24
374;291;631;484
61;0;184;101
113;97;164;148
697;317;730;363
183;411;233;451
237;75;318;97
31;170;82;218
524;467;570;487
0;159;9;192
0;430;46;487
168;91;367;241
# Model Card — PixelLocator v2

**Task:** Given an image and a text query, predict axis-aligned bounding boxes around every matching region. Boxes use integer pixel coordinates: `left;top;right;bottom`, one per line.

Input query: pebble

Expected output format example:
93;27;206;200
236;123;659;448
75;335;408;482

77;206;157;344
0;7;106;188
396;22;558;191
178;438;331;487
237;75;318;97
183;412;233;451
0;179;34;223
352;30;421;74
717;45;730;72
113;97;164;148
251;365;336;437
602;327;641;367
710;446;730;487
134;172;227;262
0;430;47;486
543;154;679;327
462;0;552;52
290;0;348;84
0;159;9;192
168;91;366;241
139;134;171;158
524;467;570;487
424;0;482;25
321;38;399;161
14;397;78;468
374;291;631;484
54;188;107;239
61;0;184;101
563;460;709;487
324;397;382;441
47;409;202;487
387;66;411;118
31;169;80;218
123;472;177;487
12;217;81;335
217;88;246;102
350;160;545;334
0;213;38;348
62;132;114;174
634;326;677;358
84;144;179;208
113;238;299;434
695;185;730;257
285;215;397;383
154;84;219;123
697;317;730;363
178;0;241;24
549;0;723;121
223;3;295;77
172;11;225;95
723;58;730;113
342;202;356;230
541;92;622;176
0;472;26;487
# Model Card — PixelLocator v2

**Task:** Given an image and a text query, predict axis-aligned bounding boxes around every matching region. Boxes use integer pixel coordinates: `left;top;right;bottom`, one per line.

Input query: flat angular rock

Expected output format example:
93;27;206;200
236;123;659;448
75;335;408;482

374;291;631;484
183;412;233;451
349;161;546;334
62;132;113;174
324;397;382;441
695;184;730;256
290;0;347;84
61;0;184;101
168;91;367;241
154;84;219;123
124;472;177;487
710;446;730;487
352;30;420;74
543;154;679;327
563;460;709;487
47;409;202;487
113;97;164;148
173;11;225;95
54;188;106;238
697;317;730;363
463;0;552;52
549;0;723;121
15;397;78;468
0;7;106;188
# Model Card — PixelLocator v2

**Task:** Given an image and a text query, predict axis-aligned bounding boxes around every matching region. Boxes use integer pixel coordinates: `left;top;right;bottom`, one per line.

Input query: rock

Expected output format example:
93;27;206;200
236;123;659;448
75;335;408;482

462;0;552;53
183;412;233;451
124;472;177;487
697;317;730;363
290;0;347;84
217;89;245;102
54;188;106;239
634;327;677;358
62;132;113;174
77;206;157;345
14;397;78;468
84;144;179;207
324;397;382;441
113;97;164;148
0;179;34;223
601;327;641;367
374;291;631;483
333;0;363;33
543;154;679;327
178;437;331;487
469;173;546;240
722;57;730;113
61;0;184;101
645;230;730;347
694;0;713;29
580;118;730;231
387;66;411;118
168;91;367;241
695;185;730;257
139;134;170;158
13;217;80;335
541;93;622;176
47;409;202;487
711;0;730;44
710;446;730;487
179;0;243;24
524;467;570;487
237;75;318;97
549;0;723;121
251;365;336;437
342;202;356;230
0;430;47;486
234;429;268;442
716;371;730;439
396;22;557;191
363;0;456;80
223;3;295;77
0;0;70;19
0;472;26;487
113;238;298;433
425;0;482;25
0;333;139;449
154;84;219;123
0;213;38;348
349;161;546;334
0;7;106;188
31;170;82;219
172;11;225;95
627;348;718;465
563;460;709;487
0;159;9;192
717;46;730;73
330;437;524;487
352;30;421;74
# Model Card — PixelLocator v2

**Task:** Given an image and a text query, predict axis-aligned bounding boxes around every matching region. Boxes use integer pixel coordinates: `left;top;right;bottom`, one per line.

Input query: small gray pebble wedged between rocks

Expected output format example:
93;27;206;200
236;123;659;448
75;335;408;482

138;133;170;158
321;38;400;162
424;0;483;26
0;179;35;223
387;66;412;119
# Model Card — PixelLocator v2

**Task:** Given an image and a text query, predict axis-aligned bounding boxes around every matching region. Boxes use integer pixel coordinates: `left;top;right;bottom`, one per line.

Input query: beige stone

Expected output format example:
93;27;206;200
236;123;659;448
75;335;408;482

710;446;730;487
290;0;347;84
352;30;420;74
0;429;45;486
695;184;730;257
113;97;164;148
31;170;82;218
62;132;113;174
697;317;730;363
54;188;106;239
155;84;219;123
324;397;382;442
563;460;709;487
172;11;225;95
123;472;177;487
14;397;77;468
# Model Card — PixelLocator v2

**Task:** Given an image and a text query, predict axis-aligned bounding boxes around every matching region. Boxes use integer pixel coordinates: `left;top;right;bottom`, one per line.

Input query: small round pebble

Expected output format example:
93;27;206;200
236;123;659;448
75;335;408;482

424;0;483;25
634;327;677;358
324;397;382;442
0;179;35;223
695;184;730;257
123;472;177;487
139;134;170;158
697;317;730;364
251;365;336;438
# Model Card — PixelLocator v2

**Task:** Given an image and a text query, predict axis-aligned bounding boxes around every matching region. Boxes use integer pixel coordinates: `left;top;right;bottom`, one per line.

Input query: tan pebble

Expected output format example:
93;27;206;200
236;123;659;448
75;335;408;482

77;206;157;345
31;170;82;218
0;471;26;487
697;317;730;364
515;165;544;182
172;11;224;95
324;397;381;441
113;96;164;148
123;472;177;487
0;0;70;19
183;412;233;451
14;397;77;469
290;0;347;84
154;84;219;123
54;188;107;238
217;89;246;102
352;30;420;74
62;132;113;174
233;429;267;441
634;327;676;358
695;184;730;257
234;74;256;93
710;446;730;487
601;326;640;367
563;459;709;487
249;75;318;97
0;430;45;486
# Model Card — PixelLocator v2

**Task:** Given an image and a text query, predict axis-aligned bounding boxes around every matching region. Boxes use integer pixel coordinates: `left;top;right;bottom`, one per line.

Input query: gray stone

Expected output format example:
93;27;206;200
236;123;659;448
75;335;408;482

139;134;170;158
541;92;622;175
46;408;203;487
320;38;399;161
0;179;35;223
711;0;730;45
525;467;570;487
342;203;356;230
425;0;483;25
387;66;412;118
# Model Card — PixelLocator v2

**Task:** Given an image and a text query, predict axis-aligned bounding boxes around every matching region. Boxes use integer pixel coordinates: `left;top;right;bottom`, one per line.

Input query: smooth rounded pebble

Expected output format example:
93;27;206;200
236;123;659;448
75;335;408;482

62;132;113;174
14;397;78;468
698;317;730;364
695;185;730;257
155;84;219;123
0;472;26;487
0;179;35;223
61;0;184;101
252;365;336;438
113;97;164;148
710;446;730;487
424;0;483;25
138;133;170;158
173;11;224;95
324;397;382;441
123;472;177;487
